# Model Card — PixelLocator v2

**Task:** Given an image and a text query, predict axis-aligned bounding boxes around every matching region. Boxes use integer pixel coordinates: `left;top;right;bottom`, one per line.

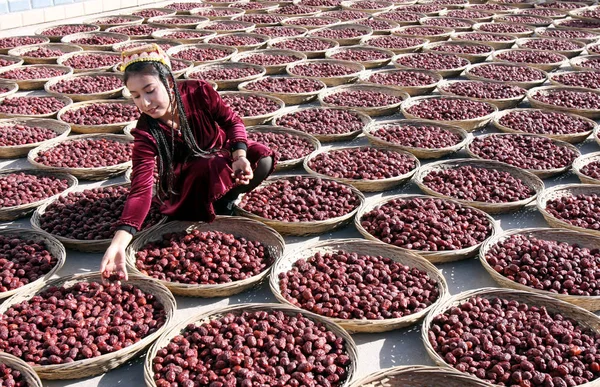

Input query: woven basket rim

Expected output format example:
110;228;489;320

394;24;455;35
573;151;600;184
324;45;395;65
359;35;429;51
281;15;342;29
554;18;600;30
348;365;491;387
527;85;600;114
493;13;554;25
451;30;517;42
84;14;145;24
570;54;600;70
0;352;43;387
473;21;537;35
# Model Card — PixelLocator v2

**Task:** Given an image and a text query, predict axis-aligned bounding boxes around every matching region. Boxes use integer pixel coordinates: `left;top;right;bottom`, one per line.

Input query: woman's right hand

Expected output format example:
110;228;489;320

100;230;133;282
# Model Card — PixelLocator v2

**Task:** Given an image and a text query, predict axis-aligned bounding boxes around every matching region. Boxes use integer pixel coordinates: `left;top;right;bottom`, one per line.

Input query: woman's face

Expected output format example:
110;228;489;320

126;73;173;120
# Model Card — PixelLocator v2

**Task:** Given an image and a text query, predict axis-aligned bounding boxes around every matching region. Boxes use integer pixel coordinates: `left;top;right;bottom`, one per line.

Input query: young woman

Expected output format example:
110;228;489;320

100;43;275;280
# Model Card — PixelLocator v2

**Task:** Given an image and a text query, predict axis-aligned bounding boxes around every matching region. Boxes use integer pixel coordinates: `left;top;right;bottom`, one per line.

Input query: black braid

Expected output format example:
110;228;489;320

124;61;220;200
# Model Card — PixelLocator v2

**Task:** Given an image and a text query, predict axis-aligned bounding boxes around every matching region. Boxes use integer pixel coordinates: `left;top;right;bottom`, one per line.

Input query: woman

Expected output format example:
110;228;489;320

100;43;275;280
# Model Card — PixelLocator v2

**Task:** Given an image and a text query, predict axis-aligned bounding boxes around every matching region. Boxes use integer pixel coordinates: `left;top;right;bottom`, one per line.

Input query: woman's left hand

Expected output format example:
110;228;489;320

231;156;253;185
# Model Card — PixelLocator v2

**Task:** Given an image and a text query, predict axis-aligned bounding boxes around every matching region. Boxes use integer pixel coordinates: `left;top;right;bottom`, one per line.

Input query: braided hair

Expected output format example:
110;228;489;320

124;61;216;200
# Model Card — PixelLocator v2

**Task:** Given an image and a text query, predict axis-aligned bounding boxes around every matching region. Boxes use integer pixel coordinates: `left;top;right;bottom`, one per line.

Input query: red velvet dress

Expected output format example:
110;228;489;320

118;80;274;231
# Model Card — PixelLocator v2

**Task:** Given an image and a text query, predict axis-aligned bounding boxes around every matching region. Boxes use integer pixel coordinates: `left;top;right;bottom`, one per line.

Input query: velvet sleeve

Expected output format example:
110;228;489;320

117;128;157;232
197;81;248;145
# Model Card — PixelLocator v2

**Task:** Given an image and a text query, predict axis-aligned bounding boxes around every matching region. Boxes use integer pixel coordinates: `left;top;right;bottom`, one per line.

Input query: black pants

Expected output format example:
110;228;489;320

213;156;273;215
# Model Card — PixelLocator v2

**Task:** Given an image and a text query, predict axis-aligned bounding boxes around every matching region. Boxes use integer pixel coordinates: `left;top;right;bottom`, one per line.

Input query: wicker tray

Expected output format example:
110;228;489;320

60;31;130;51
268;36;339;58
0;79;18;100
324;45;394;68
570;54;600;71
0;228;65;300
166;43;238;65
0;92;73;119
549;70;600;90
44;71;124;102
238;76;326;104
341;0;395;13
34;24;101;42
569;4;600;21
401;95;498;132
0;272;175;380
527;85;600;119
464;62;548;89
392;52;469;78
318;84;408;117
202;20;257;34
7;43;82;65
361;68;439;97
466;132;581;178
116;58;194;79
231;48;307;74
414;158;544;214
473;21;536;37
122;120;136;139
0;36;50;55
0;54;23;73
586;42;600;55
537;183;600;237
271;106;372;142
235;174;365;236
359;35;429;54
286;58;365;86
111;39;183;53
56;99;138;134
348;365;492;387
422;41;493;63
554;18;600;31
220;90;285;126
126;217;285;297
491;48;568;71
355;194;500;263
308;23;373;45
0;352;42;386
494;13;553;26
280;15;341;30
479;228;600;311
573;152;600;184
191;6;246;20
534;27;600;44
363;118;470;159
246;125;321;170
0;168;77;221
150;28;217;44
440;8;497;20
492;107;597;143
450;31;516;49
393;25;454;42
420;17;475;32
437;79;526;110
204;32;270;52
56;50;120;73
84;14;144;30
270;238;449;333
129;7;178;22
515;37;585;58
147;15;210;29
144;302;358;387
0;64;73;91
27;133;132;180
304;145;420;192
0;117;70;158
185;62;266;90
422;287;600;385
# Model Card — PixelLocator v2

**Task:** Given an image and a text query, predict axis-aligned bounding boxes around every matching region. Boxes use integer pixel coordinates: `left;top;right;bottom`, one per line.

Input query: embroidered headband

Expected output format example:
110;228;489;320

120;43;171;72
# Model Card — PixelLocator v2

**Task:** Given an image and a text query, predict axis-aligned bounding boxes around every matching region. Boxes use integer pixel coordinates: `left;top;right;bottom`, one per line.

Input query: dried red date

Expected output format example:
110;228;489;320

34;137;132;168
0;363;27;387
499;15;551;25
557;19;600;29
271;4;320;15
49;75;123;94
275;107;365;135
469;63;546;82
372;123;462;148
445;9;494;18
575;57;600;70
397;26;450;36
499;109;594;135
0;58;18;68
159;30;212;39
132;8;173;18
0;123;57;146
322;9;370;20
582;160;600;179
375;10;423;22
235;14;285;24
421;17;473;29
355;18;396;31
442;81;526;99
0;172;68;207
407;98;494;120
0;96;67;116
285;16;339;27
395;52;467;70
165;1;206;11
204;21;251;31
61;103;139;125
221;94;280;117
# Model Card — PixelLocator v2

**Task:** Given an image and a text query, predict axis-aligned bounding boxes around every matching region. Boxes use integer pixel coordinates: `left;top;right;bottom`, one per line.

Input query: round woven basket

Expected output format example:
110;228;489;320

0;228;65;300
515;37;585;58
491;48;569;71
492;107;597;144
110;39;183;53
271;106;372;142
355;194;500;263
359;35;429;54
0;64;73;91
204;32;270;52
553;18;600;31
130;7;178;22
464;62;548;89
422;41;493;63
126;217;285;297
393;25;454;42
106;24;161;40
280;16;341;30
238;76;326;104
191;6;245;20
473;21;536;37
0;168;77;221
235;174;365;236
44;71;124;102
57;50;120;73
268;36;339;58
0;117;70;158
144;302;358;387
147;15;210;29
450;31;516;49
357;68;441;96
60;31;130;51
565;53;600;71
318;84;409;117
83;14;144;30
0;93;73;119
286;58;365;86
308;23;373;45
400;95;498;132
220;91;285;126
150;28;217;44
493;13;553;26
0;272;175;380
573;152;600;184
184;62;266;90
246;125;321;170
231;48;308;74
356;18;400;35
34;24;101;42
348;365;492;387
202;19;257;34
303;145;420;192
363;118;470;159
166;43;238;65
0;79;19;100
586;42;600;55
527;85;600;119
56;99;138;134
392;52;469;78
437;79;526;110
413;158;544;214
324;45;394;68
422;287;600;385
27;133;132;180
341;0;395;13
479;228;600;311
537;183;600;237
0;54;23;73
270;238;449;333
569;4;600;21
0;352;42;386
549;70;600;90
7;43;82;65
466;132;581;178
0;36;50;55
420;17;475;32
440;8;497;20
